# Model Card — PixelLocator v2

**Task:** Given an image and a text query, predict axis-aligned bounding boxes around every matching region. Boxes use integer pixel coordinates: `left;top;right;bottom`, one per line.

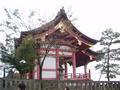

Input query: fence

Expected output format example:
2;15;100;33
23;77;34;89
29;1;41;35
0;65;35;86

0;79;120;90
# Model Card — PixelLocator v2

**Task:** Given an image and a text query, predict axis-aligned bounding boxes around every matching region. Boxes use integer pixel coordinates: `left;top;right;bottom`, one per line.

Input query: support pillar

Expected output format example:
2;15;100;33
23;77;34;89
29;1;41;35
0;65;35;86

3;68;5;78
72;52;76;79
56;48;59;80
64;61;68;79
37;64;40;80
89;69;91;80
84;65;87;75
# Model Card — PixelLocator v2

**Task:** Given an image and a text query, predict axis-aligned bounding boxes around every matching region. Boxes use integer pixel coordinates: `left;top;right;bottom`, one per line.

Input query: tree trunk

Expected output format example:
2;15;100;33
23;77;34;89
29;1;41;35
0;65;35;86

39;43;52;80
40;65;43;90
40;64;42;80
107;47;110;81
37;58;43;90
20;73;24;79
29;71;33;79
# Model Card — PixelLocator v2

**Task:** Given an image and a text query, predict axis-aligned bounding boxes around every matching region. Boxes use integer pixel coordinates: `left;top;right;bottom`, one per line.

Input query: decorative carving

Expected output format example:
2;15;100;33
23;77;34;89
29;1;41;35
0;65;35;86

41;36;45;41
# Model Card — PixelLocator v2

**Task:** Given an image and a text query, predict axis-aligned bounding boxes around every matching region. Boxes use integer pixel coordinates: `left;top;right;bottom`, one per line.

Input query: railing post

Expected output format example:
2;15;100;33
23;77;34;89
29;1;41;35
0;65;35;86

18;81;26;90
89;69;91;80
64;61;68;79
2;79;5;88
72;52;76;79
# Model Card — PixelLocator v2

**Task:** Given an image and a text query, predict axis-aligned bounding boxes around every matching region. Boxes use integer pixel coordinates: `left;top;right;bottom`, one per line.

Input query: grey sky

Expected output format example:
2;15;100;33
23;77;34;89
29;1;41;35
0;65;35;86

1;0;120;38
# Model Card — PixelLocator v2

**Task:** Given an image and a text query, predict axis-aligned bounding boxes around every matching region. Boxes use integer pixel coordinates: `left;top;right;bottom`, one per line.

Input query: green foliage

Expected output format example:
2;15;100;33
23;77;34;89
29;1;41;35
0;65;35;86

16;35;36;61
16;34;36;73
100;29;120;46
96;28;120;81
0;45;26;77
0;34;36;78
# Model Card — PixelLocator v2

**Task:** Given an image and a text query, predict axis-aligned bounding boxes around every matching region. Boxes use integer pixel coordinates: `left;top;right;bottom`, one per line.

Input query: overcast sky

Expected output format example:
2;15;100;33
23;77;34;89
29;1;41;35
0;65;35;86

0;0;120;80
1;0;120;38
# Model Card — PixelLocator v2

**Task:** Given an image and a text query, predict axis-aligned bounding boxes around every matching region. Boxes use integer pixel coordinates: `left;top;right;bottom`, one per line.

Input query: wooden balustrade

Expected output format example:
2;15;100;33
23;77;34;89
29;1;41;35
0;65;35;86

63;73;90;80
0;79;120;90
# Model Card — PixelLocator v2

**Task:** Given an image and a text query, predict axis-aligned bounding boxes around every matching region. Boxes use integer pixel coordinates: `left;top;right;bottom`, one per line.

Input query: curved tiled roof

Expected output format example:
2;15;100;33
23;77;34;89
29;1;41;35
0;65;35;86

19;8;98;44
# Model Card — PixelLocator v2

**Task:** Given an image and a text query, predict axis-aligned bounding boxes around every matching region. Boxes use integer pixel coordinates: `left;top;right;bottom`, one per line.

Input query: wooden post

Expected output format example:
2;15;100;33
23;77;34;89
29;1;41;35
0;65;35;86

89;69;91;80
72;52;76;79
84;65;87;75
56;48;59;80
37;64;40;80
64;61;68;79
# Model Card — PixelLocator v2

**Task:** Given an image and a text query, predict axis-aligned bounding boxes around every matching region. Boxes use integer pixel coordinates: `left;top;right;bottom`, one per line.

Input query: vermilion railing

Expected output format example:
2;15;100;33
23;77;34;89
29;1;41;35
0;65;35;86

62;73;91;80
62;69;91;80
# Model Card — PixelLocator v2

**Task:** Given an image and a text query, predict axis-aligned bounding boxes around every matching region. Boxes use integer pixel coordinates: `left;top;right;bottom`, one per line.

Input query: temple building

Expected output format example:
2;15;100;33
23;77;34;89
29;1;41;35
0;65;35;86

15;8;98;80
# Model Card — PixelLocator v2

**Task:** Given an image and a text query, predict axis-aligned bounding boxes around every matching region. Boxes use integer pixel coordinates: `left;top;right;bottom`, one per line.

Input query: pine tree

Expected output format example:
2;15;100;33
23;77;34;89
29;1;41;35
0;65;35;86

0;35;36;78
95;28;120;81
15;35;36;78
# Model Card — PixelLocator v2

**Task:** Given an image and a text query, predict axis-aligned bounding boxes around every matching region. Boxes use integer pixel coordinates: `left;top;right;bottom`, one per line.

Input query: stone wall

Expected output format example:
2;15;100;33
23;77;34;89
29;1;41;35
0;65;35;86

0;79;120;90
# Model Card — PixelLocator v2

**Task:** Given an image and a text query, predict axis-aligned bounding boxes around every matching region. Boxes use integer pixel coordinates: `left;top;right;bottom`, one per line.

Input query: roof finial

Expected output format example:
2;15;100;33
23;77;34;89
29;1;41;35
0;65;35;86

60;6;65;13
55;6;67;19
62;6;64;10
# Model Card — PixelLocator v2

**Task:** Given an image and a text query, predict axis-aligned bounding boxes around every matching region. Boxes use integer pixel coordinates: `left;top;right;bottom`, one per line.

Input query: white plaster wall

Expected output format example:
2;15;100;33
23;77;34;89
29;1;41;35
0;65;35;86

34;65;37;71
40;44;56;49
34;65;38;79
40;50;56;54
59;51;72;56
59;45;71;50
42;71;56;78
34;72;38;79
43;56;56;69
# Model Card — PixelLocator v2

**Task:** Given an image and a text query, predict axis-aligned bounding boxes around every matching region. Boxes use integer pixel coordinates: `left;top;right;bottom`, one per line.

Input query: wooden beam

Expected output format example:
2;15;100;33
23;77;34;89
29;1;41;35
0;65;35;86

34;27;57;40
81;50;96;60
66;28;94;47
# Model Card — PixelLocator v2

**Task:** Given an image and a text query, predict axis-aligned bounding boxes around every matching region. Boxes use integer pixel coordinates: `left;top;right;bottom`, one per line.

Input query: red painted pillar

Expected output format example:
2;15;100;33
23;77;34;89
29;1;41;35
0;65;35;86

56;48;59;80
84;65;87;75
29;71;33;79
64;61;68;79
72;52;76;79
89;69;91;80
37;64;40;80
